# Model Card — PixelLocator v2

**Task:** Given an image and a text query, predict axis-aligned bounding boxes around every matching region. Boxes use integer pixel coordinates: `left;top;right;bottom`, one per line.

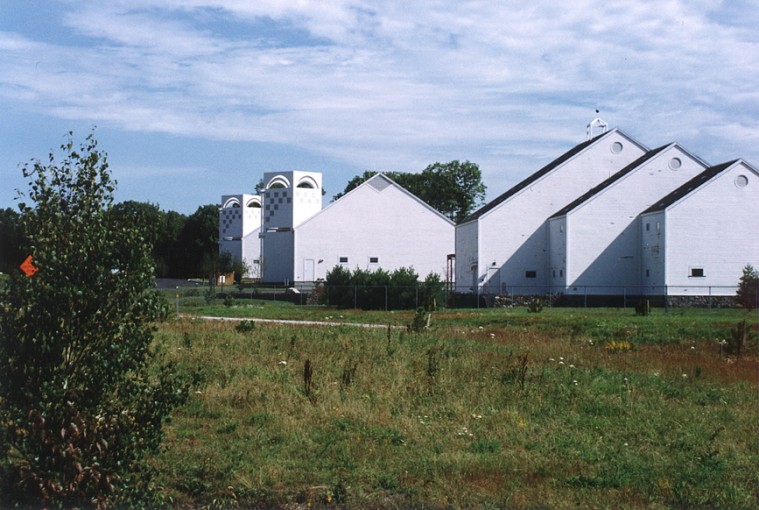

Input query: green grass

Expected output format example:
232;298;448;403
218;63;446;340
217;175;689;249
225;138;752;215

151;308;758;509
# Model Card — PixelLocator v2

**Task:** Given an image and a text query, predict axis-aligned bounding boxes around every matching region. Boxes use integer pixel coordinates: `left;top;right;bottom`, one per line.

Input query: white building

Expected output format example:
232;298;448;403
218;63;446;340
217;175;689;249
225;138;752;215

223;171;455;284
218;194;262;278
640;159;759;296
455;128;647;295
294;173;455;282
258;171;323;284
547;143;708;295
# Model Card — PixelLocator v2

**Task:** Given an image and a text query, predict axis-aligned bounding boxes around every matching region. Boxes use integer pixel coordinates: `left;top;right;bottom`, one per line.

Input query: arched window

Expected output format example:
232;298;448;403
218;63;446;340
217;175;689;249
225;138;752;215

266;175;290;189
246;198;262;208
222;198;241;208
296;176;318;189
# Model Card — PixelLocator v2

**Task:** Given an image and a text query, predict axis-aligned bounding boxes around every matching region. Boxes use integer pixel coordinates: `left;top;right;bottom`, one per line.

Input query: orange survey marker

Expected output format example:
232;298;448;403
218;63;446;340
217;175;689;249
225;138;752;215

20;255;39;277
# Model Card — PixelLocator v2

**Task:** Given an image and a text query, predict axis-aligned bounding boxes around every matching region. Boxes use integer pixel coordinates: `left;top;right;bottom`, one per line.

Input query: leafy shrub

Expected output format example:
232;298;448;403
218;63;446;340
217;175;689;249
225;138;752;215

736;264;758;311
527;297;544;313
235;320;256;333
0;133;190;508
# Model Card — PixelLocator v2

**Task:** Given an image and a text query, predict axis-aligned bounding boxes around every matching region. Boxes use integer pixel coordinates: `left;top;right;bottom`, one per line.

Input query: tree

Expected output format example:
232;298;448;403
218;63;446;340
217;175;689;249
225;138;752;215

0;207;24;274
332;161;486;223
736;264;759;311
0;132;190;508
176;204;219;278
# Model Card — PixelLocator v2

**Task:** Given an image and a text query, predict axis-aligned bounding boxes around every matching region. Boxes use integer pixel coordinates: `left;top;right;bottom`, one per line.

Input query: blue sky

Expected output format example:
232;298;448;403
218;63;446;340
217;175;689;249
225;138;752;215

1;0;758;214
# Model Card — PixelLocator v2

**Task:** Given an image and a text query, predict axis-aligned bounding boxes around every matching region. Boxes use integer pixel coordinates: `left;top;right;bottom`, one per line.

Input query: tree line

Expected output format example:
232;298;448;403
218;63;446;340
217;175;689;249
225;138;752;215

0;202;220;279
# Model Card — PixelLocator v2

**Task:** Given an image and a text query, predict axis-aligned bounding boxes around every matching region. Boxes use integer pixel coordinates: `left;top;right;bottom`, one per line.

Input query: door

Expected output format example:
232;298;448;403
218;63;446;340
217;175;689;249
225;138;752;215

303;259;315;282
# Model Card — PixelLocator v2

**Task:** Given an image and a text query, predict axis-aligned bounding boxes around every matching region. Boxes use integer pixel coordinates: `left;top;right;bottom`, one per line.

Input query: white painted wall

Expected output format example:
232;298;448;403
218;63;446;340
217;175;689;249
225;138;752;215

295;175;455;282
454;220;478;292
260;171;323;283
547;216;568;292
556;145;706;294
640;211;667;293
219;194;262;276
656;161;759;295
459;129;647;294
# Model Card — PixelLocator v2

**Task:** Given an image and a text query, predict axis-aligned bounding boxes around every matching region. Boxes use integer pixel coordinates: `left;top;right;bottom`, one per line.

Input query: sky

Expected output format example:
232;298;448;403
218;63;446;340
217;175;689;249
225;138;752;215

1;0;758;215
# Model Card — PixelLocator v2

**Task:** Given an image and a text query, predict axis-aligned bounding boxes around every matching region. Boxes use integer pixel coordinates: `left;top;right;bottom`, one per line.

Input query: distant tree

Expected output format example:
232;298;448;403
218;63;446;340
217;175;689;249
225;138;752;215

177;204;220;278
333;161;486;223
736;264;759;312
0;132;190;508
0;207;24;274
156;209;187;278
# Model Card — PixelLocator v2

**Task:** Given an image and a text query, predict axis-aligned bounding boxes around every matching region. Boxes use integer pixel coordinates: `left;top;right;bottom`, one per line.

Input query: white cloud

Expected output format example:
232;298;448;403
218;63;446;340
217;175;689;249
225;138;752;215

1;0;758;205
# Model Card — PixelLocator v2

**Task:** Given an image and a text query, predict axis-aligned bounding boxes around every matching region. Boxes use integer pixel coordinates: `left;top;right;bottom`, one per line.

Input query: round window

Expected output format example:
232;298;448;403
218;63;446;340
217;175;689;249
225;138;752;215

610;141;624;154
735;174;749;188
669;157;682;170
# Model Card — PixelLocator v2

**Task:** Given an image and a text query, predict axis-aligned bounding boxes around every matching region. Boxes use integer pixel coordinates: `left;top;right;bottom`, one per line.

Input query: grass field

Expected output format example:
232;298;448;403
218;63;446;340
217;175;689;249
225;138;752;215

152;303;758;509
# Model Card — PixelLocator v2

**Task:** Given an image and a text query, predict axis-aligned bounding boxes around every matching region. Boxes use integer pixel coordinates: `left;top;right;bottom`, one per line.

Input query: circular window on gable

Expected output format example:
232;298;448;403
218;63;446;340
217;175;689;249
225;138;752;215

610;141;624;154
735;174;749;188
669;157;682;170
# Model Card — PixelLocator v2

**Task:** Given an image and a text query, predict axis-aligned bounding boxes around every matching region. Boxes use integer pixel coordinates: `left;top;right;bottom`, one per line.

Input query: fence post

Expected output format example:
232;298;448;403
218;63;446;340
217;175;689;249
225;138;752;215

354;285;357;309
385;285;388;311
415;284;419;309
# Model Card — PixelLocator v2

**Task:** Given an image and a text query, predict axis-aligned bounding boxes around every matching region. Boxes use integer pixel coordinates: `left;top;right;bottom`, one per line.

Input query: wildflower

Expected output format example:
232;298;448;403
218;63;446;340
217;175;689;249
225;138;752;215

569;364;576;369
572;380;578;386
549;357;555;362
559;361;565;365
682;373;687;378
489;333;495;338
278;360;288;365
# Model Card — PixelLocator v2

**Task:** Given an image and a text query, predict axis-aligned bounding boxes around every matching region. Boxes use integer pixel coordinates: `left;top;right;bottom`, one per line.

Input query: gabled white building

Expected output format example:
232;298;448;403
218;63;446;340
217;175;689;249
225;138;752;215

455;128;647;294
547;143;708;295
223;171;455;284
294;174;455;282
640;159;759;296
219;194;262;278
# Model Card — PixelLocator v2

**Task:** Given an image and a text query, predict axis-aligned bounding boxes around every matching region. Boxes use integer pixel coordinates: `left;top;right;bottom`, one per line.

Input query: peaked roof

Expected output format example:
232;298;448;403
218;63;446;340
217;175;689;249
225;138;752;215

298;172;455;229
548;144;671;219
641;159;741;214
461;129;643;223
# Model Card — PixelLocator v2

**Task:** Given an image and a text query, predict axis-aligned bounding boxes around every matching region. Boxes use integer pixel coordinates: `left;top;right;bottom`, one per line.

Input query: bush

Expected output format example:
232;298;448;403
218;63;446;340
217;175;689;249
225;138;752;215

736;264;758;312
325;265;427;310
0;133;191;508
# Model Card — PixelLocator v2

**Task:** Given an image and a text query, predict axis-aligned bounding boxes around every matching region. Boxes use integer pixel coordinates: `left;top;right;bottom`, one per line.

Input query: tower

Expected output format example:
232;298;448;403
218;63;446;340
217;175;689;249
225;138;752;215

218;194;262;278
259;171;323;283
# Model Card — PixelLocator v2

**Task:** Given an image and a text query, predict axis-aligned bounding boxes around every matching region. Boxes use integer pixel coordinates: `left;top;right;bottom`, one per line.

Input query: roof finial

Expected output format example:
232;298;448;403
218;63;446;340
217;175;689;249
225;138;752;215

586;111;607;139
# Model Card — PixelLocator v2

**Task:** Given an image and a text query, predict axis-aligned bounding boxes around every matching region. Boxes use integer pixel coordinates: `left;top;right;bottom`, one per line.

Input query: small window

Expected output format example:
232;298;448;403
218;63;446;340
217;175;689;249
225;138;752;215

369;257;379;264
560;269;563;277
525;270;537;279
552;269;556;278
645;269;650;277
339;256;349;264
735;174;749;188
690;267;704;277
645;223;650;231
610;141;624;154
